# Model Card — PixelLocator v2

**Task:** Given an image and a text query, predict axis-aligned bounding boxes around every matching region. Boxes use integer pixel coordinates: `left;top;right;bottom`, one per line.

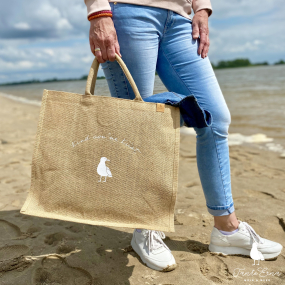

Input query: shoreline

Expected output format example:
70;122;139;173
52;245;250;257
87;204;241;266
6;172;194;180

1;62;284;87
1;90;284;158
0;91;41;106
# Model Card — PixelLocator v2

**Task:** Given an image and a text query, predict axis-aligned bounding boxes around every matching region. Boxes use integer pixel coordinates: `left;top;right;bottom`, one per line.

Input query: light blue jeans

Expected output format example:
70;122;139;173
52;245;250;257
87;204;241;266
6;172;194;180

101;2;235;216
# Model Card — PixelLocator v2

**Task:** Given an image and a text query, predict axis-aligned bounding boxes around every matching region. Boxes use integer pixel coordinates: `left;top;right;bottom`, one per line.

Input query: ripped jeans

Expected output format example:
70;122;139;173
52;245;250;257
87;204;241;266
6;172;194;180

101;2;235;216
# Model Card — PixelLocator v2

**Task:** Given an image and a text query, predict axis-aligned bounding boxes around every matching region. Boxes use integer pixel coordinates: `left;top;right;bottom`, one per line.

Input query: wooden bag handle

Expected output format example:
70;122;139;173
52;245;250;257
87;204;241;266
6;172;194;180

85;53;143;102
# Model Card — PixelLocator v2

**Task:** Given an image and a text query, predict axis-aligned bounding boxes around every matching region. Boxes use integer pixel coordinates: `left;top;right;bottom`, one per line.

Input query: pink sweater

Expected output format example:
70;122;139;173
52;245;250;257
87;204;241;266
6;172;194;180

84;0;212;20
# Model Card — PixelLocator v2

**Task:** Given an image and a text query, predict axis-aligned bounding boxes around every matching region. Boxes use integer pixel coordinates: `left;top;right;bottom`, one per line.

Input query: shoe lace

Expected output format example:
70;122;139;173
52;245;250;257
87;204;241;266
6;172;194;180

142;230;170;252
242;221;264;244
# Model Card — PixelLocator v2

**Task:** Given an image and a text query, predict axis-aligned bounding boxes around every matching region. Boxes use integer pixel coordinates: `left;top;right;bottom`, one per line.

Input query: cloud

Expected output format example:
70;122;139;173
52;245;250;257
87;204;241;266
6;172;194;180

14;22;31;30
0;41;95;82
0;0;284;84
0;0;94;83
208;0;285;63
0;0;88;39
210;0;284;19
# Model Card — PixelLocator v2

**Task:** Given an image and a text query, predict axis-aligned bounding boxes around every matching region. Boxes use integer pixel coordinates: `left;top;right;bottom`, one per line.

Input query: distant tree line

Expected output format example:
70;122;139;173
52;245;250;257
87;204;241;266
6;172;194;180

1;59;284;86
0;75;106;86
211;58;284;69
274;59;285;65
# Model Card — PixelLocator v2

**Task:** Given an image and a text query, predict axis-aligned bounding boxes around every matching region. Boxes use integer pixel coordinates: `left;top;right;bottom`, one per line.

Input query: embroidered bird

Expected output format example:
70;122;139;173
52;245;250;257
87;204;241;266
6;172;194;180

250;242;264;265
97;157;112;182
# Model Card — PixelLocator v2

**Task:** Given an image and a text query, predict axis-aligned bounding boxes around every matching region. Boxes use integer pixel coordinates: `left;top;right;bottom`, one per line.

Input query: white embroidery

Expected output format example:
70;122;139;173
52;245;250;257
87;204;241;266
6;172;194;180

97;157;112;182
71;133;141;153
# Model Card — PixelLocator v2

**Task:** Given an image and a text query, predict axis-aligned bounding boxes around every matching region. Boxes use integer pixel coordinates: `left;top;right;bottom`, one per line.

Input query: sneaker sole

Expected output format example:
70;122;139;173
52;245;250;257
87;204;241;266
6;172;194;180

131;238;177;272
208;244;282;260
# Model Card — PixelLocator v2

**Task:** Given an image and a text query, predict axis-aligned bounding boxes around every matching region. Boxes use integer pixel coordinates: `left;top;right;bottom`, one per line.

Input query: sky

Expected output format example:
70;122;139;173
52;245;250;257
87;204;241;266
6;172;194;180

0;0;284;84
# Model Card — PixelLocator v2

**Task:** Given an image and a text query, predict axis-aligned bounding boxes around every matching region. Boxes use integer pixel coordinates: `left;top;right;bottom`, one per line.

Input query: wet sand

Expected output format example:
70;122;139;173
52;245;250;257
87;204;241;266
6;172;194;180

0;95;284;284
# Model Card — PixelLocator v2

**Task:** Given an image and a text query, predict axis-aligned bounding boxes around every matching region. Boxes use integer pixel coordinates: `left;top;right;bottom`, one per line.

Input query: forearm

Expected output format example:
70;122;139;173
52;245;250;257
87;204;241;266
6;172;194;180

84;0;111;19
192;0;212;16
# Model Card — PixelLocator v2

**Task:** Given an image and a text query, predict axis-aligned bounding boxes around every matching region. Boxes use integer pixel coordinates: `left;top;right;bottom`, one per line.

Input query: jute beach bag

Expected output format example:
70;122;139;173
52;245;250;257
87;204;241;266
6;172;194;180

20;54;180;232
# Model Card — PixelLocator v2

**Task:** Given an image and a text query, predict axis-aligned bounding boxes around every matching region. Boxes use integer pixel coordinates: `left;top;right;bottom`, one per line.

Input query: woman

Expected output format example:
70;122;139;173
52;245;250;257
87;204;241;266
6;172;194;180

84;0;283;272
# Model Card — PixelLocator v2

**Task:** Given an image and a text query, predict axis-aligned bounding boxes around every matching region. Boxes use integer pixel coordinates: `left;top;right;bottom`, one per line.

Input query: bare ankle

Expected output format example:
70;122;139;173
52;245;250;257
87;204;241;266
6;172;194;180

214;220;239;231
214;225;237;231
214;212;240;231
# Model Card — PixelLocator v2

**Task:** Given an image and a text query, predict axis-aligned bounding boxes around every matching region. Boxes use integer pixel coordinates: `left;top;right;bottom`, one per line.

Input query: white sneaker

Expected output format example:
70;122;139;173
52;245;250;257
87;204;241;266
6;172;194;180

209;220;283;260
131;229;177;271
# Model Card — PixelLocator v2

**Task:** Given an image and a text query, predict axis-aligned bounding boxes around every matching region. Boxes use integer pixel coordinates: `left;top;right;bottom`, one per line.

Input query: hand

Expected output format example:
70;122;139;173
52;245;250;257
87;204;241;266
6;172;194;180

89;16;122;63
192;9;210;59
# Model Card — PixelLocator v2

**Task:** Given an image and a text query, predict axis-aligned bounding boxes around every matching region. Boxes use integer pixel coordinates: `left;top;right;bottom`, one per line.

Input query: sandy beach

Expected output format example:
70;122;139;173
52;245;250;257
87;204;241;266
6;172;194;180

0;94;284;285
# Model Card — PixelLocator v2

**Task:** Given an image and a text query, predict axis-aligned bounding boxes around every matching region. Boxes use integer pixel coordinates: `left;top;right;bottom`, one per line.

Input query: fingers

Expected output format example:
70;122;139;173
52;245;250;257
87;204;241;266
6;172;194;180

199;33;210;58
100;38;110;62
90;37;105;63
193;24;209;58
114;33;122;58
90;30;104;63
94;47;104;63
192;10;210;59
89;37;95;56
192;21;200;40
95;42;121;63
202;35;210;58
103;37;116;61
198;27;209;58
106;46;116;62
89;17;121;63
95;38;118;62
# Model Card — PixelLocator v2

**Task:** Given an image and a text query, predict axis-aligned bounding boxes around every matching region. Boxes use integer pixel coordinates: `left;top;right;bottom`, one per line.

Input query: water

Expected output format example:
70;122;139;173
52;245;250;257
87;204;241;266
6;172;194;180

1;65;285;154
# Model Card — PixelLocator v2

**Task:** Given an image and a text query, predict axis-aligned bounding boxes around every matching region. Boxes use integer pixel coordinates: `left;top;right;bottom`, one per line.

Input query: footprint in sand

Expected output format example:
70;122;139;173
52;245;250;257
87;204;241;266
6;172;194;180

198;256;233;283
0;219;22;240
162;236;192;253
0;220;32;277
65;224;84;233
56;243;77;255
44;231;80;250
0;244;29;262
0;244;31;274
44;232;71;246
187;240;209;254
25;226;42;238
33;255;92;285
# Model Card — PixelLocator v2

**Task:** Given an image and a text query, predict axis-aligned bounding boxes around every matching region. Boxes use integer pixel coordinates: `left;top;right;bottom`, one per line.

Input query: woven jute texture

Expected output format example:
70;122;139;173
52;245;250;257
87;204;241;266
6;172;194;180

20;54;180;232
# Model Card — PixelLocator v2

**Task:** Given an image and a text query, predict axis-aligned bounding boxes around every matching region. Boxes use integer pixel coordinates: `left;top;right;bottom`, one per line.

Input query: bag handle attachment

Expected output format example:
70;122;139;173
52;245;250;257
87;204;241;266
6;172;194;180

85;53;143;102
